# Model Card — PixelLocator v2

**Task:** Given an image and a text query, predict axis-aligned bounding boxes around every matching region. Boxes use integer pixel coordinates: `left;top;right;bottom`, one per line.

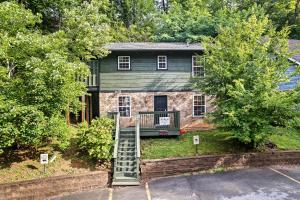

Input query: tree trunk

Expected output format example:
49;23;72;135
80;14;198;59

290;0;300;25
66;105;70;126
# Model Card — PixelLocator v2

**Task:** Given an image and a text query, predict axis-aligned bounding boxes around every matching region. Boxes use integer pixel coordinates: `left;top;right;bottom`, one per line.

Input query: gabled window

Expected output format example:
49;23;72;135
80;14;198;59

193;95;205;117
192;56;204;77
118;96;131;117
118;56;130;70
157;55;167;69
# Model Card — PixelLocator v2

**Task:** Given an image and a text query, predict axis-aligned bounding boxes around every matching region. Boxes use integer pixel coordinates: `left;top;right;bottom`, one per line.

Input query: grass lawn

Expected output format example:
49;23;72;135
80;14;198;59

141;127;300;159
269;127;300;150
141;129;250;159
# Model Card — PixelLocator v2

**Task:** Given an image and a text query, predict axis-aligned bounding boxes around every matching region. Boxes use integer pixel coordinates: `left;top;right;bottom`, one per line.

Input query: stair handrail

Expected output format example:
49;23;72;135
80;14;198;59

135;114;141;158
113;112;120;159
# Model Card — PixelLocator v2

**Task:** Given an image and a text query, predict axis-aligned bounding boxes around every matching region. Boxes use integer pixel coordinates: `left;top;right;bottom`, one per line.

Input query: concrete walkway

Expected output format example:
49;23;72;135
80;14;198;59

52;165;300;200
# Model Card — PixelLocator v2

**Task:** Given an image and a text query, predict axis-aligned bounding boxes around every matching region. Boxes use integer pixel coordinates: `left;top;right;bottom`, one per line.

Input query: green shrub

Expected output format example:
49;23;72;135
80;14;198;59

77;117;114;161
0;101;72;154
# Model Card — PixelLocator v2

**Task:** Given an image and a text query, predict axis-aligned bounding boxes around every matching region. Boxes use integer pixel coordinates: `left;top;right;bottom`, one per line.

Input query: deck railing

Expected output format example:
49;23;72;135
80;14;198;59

139;111;180;131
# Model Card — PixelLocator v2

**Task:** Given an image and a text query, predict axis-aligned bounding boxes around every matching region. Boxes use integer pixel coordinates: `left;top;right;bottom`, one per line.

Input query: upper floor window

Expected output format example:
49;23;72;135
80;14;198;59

118;96;131;117
157;55;167;70
192;56;204;77
193;95;205;117
118;56;130;70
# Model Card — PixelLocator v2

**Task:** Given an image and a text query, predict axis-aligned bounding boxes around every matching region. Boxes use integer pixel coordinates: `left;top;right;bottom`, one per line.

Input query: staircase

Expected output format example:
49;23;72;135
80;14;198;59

112;128;140;186
112;113;141;186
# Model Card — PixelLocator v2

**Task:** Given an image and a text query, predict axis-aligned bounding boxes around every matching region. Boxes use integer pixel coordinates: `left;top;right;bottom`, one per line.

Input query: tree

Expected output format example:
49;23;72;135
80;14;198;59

0;1;111;153
152;1;267;42
235;0;300;39
109;0;157;41
192;14;300;148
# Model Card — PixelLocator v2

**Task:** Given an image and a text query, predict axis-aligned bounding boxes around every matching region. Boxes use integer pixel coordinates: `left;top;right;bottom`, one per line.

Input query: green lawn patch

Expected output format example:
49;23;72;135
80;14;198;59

141;129;250;159
269;127;300;150
141;128;300;160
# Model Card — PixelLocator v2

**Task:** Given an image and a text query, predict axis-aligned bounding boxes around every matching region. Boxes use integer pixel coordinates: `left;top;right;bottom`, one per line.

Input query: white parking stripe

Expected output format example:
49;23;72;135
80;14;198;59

108;188;113;200
145;182;152;200
269;167;300;185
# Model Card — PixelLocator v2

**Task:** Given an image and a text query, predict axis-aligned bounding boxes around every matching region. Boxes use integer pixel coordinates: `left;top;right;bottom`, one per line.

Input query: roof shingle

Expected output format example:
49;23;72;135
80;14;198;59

104;42;204;51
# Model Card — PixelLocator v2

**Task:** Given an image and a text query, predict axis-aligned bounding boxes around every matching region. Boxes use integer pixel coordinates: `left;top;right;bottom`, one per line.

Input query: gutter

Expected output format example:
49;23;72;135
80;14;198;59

289;57;300;66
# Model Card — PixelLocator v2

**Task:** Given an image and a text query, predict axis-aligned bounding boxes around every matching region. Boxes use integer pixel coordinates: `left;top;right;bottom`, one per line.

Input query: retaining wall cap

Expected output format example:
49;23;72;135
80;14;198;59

0;170;111;187
141;151;300;163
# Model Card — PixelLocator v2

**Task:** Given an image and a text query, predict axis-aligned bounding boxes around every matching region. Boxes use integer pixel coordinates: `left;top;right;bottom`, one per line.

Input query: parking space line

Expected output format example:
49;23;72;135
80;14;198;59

269;167;300;185
145;182;152;200
108;188;113;200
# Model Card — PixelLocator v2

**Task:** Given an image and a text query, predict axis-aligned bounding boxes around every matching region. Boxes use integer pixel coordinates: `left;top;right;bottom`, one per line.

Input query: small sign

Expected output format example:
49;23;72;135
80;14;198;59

159;117;170;125
193;135;200;145
159;130;169;136
40;154;48;164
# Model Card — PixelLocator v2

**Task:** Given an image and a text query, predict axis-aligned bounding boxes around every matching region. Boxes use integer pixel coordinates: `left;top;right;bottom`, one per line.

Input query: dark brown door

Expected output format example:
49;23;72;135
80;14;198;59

154;96;167;125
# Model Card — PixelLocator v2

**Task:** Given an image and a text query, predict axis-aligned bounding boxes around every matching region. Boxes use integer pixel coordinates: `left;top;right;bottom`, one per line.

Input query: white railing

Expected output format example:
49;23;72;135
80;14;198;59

113;112;120;159
135;114;141;158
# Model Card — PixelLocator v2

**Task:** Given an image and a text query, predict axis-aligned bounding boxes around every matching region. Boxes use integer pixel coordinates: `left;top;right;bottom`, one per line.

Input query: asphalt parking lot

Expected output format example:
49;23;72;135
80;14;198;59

52;165;300;200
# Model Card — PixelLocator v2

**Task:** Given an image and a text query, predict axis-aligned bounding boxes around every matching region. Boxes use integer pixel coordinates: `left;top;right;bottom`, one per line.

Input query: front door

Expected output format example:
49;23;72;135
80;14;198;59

154;96;168;125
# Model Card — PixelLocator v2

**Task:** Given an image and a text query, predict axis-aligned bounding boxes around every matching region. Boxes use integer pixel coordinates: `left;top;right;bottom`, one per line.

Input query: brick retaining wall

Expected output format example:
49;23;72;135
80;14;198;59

0;171;110;200
141;151;300;180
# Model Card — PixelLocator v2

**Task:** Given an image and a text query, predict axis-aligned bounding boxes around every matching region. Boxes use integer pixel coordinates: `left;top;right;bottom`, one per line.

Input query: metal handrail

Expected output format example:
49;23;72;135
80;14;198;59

135;114;141;158
113;112;120;159
138;111;180;130
139;111;178;114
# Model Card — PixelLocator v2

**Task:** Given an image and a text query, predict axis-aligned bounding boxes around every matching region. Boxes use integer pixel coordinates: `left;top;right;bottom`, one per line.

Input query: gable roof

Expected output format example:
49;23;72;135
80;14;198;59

104;42;204;51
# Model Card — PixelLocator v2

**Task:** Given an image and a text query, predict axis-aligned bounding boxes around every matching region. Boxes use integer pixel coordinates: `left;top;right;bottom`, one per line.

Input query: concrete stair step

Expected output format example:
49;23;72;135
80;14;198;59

114;171;138;177
117;161;137;167
118;151;135;156
120;135;135;138
117;157;136;162
119;147;135;151
112;181;140;186
116;166;137;172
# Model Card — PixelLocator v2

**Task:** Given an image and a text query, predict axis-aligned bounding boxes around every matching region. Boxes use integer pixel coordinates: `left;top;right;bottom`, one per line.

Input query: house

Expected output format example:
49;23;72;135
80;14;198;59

80;41;300;133
279;39;300;91
81;42;214;135
80;41;300;186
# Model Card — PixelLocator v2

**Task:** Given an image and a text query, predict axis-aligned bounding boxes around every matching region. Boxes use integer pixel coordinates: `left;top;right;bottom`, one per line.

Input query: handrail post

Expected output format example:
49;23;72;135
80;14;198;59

113;112;120;159
175;111;180;129
136;114;140;158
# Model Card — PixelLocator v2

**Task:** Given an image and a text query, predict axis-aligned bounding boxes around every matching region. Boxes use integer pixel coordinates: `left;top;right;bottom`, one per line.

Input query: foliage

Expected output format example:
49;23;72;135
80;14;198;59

62;0;111;60
0;1;110;153
77;117;115;161
192;14;300;148
151;1;267;42
0;100;70;153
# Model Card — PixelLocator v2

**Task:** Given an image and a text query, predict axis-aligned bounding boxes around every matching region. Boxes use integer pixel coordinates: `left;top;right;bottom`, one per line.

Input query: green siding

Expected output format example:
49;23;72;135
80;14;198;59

100;72;191;91
99;51;202;91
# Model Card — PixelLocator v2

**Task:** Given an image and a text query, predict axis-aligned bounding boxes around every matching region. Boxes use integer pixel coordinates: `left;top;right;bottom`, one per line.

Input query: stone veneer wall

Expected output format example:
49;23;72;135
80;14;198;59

140;151;300;180
0;171;109;200
99;91;215;129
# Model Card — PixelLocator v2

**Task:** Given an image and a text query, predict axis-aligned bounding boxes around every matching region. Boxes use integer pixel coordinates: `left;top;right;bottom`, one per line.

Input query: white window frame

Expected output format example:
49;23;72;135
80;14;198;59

192;56;204;77
118;56;131;70
118;96;131;117
193;95;206;117
157;55;168;70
